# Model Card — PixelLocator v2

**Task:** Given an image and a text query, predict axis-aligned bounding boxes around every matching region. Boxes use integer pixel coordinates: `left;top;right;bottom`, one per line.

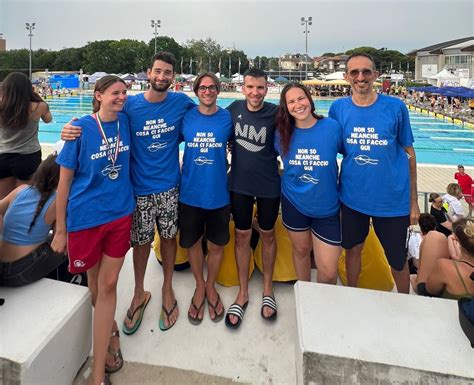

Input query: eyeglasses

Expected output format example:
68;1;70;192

198;85;218;93
347;68;375;78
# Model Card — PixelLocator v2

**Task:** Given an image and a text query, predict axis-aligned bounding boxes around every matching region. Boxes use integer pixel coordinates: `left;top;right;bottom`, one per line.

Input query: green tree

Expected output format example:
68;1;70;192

110;40;149;73
82;40;117;73
34;49;58;71
53;48;85;71
345;47;414;73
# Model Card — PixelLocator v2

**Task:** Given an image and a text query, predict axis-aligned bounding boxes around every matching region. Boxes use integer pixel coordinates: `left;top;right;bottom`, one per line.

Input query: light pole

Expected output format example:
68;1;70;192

301;16;312;80
25;22;35;80
150;19;161;54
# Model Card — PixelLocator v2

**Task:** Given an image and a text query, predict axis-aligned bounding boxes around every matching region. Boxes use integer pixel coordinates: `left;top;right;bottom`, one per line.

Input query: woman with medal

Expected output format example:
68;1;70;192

52;76;135;385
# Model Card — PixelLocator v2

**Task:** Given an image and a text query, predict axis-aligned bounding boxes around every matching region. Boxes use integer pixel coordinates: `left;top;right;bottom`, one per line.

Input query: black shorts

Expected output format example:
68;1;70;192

230;192;280;231
341;204;410;271
417;282;434;297
281;194;341;246
178;203;231;248
0;150;42;180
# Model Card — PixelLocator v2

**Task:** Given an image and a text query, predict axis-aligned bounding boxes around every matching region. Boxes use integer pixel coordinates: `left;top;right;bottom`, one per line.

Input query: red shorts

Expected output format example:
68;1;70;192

67;215;132;273
464;187;473;204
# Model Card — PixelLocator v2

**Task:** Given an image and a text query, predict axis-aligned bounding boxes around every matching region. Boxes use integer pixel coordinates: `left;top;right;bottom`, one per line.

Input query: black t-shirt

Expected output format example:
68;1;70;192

430;206;452;237
227;100;280;198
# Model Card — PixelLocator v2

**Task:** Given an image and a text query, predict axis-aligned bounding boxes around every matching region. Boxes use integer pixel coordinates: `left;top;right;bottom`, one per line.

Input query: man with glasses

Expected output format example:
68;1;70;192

61;52;195;337
225;69;280;329
329;53;419;294
179;72;232;325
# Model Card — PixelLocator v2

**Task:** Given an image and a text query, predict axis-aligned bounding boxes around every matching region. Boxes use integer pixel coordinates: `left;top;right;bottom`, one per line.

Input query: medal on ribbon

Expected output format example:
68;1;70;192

94;113;121;180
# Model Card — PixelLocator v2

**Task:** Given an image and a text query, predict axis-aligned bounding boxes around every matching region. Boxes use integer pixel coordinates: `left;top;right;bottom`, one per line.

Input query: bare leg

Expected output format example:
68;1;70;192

345;243;364;287
90;255;124;385
160;237;179;327
287;229;312;282
124;243;150;329
187;237;205;320
260;228;277;318
205;241;225;320
228;229;252;325
312;235;341;285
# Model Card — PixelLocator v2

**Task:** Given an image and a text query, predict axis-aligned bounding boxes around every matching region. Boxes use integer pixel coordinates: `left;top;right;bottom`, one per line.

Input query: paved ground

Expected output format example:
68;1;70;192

41;147;470;385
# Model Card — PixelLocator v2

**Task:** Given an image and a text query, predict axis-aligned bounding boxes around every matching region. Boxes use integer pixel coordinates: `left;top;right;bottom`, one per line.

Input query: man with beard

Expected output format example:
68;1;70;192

61;52;195;338
329;53;419;294
225;69;280;329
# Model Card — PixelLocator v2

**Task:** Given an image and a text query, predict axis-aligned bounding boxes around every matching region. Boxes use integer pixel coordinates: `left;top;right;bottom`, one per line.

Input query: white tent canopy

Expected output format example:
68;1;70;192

324;71;345;80
427;68;460;87
88;72;108;83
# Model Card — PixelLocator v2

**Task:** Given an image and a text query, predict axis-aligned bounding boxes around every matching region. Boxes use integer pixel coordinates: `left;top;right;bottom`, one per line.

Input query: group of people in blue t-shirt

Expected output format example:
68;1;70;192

0;51;422;385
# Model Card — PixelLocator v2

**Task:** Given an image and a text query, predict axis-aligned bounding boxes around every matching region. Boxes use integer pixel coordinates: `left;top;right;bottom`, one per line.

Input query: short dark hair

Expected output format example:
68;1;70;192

458;165;464;169
150;51;176;72
418;213;437;235
243;68;267;81
346;53;376;71
193;72;221;95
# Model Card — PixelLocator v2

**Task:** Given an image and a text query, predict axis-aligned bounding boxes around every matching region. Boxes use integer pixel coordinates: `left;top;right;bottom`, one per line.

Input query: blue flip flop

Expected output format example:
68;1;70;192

159;300;178;331
122;291;151;335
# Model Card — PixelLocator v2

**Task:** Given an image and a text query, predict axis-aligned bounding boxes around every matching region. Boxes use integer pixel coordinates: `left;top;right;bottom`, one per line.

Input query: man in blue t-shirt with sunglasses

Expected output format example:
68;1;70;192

329;53;420;294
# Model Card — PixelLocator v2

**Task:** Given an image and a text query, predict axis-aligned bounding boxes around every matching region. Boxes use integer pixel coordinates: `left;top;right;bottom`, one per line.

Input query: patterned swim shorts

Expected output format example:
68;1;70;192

131;186;179;246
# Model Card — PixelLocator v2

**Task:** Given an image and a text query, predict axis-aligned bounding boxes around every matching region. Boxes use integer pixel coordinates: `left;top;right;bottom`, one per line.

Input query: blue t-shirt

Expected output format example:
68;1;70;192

179;106;233;209
275;118;343;218
123;92;195;196
329;94;414;216
57;113;135;232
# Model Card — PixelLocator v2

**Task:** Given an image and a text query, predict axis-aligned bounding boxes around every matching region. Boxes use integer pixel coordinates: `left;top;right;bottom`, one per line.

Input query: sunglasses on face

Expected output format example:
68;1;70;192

347;68;375;78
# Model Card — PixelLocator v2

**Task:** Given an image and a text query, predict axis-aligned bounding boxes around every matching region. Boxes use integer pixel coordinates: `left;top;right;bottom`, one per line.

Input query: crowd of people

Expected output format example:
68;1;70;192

1;52;473;385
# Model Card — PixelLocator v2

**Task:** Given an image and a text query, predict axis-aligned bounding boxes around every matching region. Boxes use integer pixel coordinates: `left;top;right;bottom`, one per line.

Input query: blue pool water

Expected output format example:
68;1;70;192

40;94;474;165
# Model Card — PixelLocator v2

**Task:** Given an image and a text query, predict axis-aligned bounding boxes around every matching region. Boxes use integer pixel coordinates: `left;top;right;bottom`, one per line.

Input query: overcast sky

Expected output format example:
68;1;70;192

1;0;473;57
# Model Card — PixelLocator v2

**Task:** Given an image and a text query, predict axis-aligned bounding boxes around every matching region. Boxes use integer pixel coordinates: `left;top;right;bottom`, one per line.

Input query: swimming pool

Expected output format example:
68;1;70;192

40;94;474;165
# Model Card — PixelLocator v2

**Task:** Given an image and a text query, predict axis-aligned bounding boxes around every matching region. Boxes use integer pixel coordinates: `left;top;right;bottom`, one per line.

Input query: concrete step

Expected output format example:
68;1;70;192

294;281;474;385
0;279;91;385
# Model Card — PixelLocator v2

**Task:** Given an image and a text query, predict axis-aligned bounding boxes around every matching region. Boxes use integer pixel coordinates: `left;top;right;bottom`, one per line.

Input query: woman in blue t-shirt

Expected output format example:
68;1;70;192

275;83;343;284
52;76;135;385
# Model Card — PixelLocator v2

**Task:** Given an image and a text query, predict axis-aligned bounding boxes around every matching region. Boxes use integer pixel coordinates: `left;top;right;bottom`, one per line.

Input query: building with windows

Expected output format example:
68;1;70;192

313;55;349;73
408;37;473;85
279;53;312;70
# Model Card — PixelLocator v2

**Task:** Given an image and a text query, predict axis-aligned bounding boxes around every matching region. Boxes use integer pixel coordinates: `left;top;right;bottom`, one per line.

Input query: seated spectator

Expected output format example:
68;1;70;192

429;192;452;237
0;154;67;286
415;219;474;299
443;183;465;222
454;165;473;217
408;213;437;272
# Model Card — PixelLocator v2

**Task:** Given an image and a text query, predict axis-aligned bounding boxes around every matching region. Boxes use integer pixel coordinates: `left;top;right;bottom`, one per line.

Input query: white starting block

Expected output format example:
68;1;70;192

294;281;474;385
0;279;92;385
